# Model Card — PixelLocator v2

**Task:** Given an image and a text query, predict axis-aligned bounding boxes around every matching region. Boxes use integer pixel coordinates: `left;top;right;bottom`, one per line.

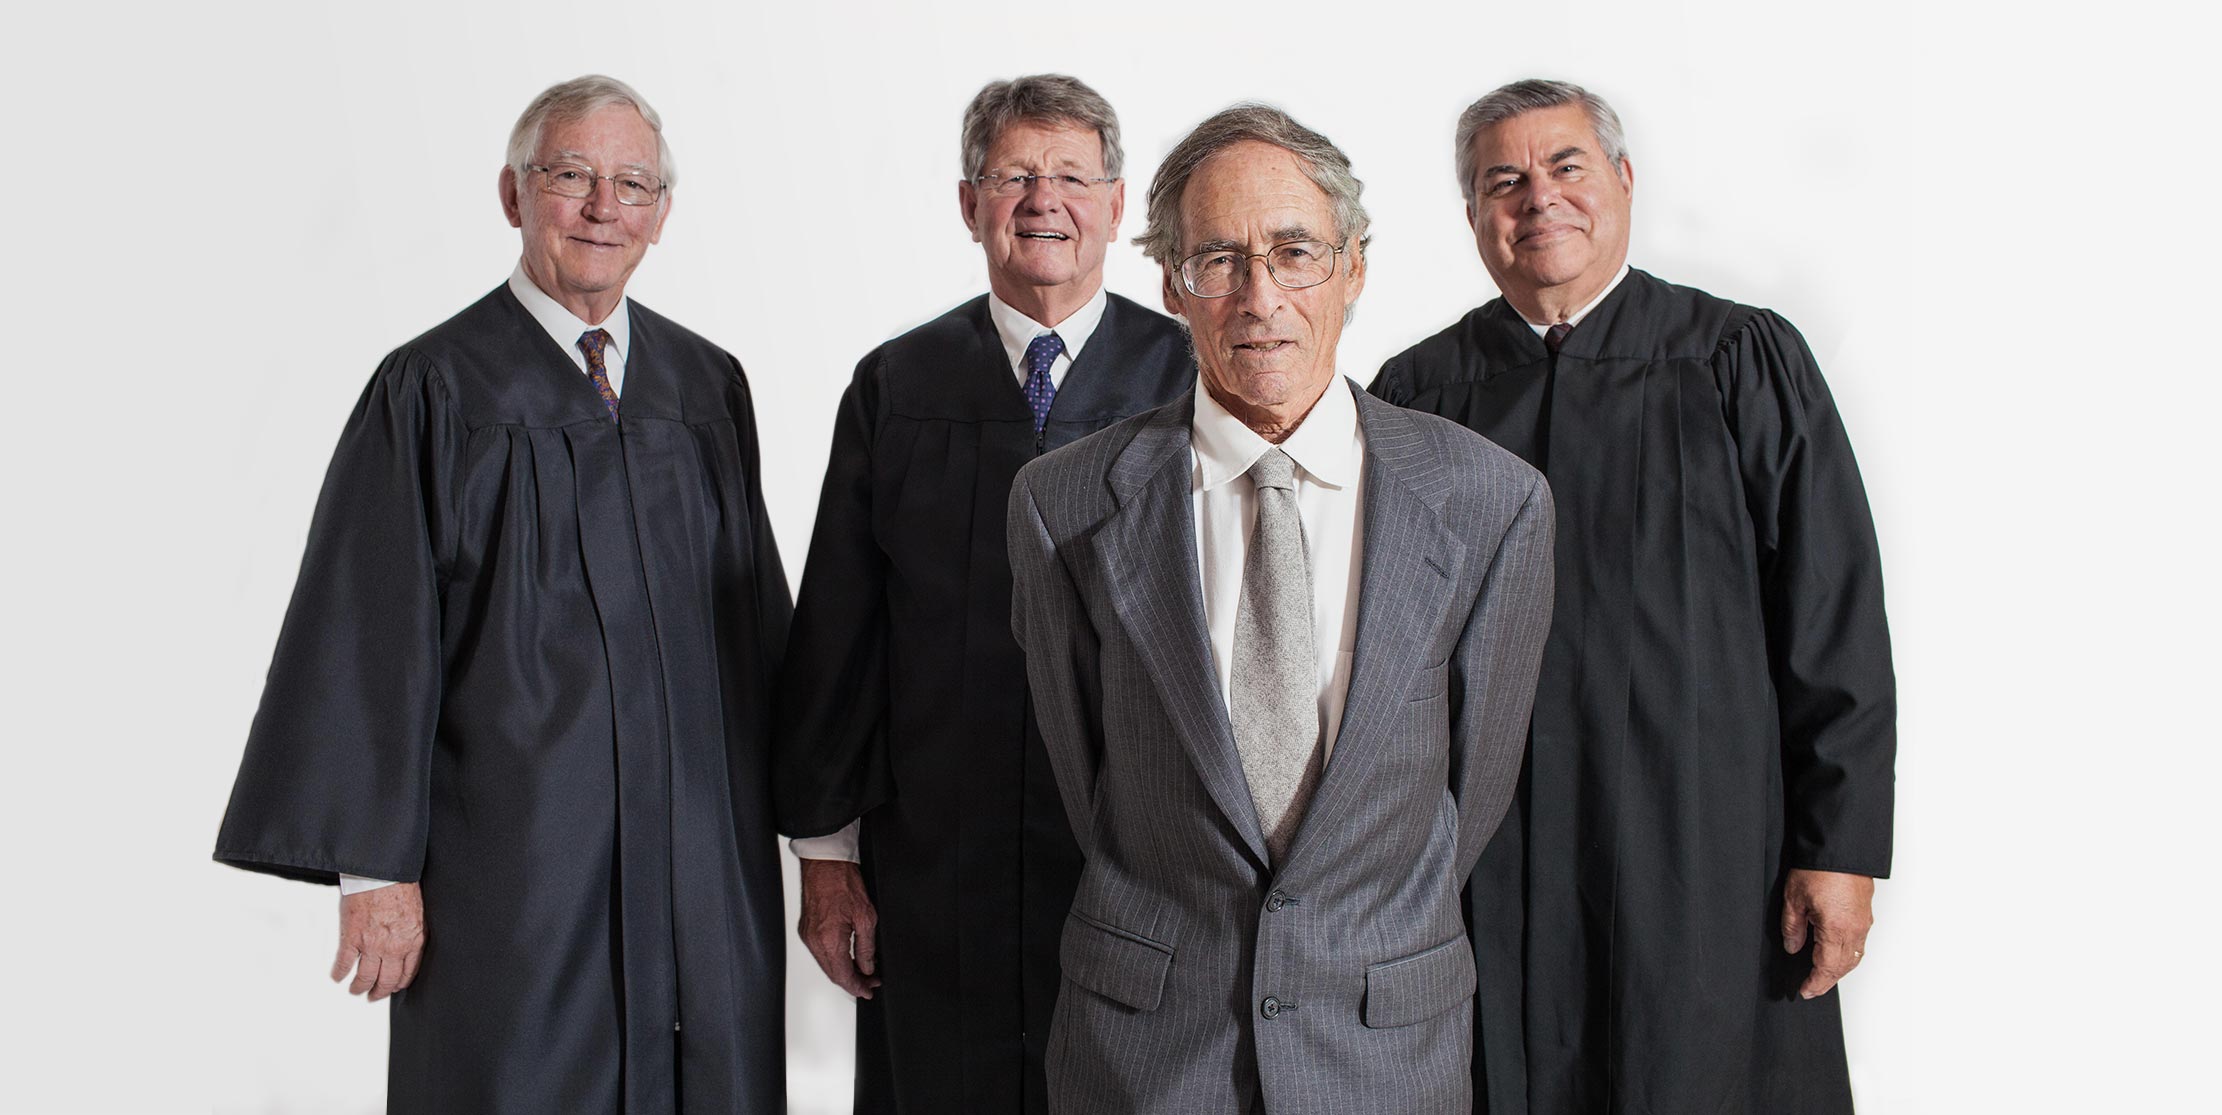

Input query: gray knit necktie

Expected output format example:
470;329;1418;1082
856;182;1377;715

1231;448;1323;863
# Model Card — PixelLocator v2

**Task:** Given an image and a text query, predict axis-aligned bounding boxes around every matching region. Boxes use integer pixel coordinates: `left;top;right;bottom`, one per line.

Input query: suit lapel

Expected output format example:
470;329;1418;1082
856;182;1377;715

1284;390;1466;867
1083;397;1271;867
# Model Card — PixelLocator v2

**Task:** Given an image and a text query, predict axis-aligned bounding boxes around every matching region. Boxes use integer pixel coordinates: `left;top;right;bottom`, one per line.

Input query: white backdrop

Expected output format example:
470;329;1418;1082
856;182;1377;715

5;1;2213;1111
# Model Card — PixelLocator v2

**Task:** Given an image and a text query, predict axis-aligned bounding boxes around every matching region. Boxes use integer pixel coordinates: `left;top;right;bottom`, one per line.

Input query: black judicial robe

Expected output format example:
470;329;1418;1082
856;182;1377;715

1371;269;1895;1114
214;286;792;1114
773;294;1192;1114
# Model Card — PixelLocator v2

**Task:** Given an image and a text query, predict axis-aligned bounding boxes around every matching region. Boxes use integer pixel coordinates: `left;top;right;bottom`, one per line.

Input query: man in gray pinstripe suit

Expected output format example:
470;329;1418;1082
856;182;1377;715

1007;104;1557;1114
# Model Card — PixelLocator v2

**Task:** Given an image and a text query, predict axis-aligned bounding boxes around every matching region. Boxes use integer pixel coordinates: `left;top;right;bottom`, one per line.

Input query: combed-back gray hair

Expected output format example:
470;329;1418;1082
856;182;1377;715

1454;79;1628;205
959;74;1124;180
506;74;677;192
1134;103;1370;267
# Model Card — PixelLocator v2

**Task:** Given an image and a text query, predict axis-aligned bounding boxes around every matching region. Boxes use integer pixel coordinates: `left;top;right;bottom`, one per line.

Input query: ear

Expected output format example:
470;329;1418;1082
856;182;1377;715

1464;195;1480;235
499;166;524;229
1160;263;1185;318
648;190;674;245
958;178;983;242
1342;242;1366;309
1108;177;1126;234
1618;156;1635;198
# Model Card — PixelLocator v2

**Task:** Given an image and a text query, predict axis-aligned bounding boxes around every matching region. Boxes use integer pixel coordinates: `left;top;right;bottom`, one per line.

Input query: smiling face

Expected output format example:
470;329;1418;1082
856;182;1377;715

1163;141;1364;440
959;118;1123;323
499;103;671;324
1464;103;1632;321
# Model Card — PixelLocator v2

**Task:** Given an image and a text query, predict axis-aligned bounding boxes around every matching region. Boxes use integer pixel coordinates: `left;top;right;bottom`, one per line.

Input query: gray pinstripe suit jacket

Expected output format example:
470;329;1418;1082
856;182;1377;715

1007;380;1555;1114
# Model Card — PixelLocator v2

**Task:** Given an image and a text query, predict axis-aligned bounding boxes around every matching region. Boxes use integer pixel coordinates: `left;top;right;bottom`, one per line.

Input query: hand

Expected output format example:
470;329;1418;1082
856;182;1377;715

331;882;426;1002
1780;868;1875;1000
799;859;881;999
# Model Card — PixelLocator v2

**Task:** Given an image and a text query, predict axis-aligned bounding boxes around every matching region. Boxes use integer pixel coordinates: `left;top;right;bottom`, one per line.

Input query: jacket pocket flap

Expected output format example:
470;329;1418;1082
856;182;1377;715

1363;936;1476;1028
1061;910;1174;1012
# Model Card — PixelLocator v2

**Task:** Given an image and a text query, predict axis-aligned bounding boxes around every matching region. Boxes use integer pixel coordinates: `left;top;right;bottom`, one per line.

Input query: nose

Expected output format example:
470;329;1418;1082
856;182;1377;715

1523;173;1563;213
1017;175;1063;213
584;176;622;221
1232;255;1286;319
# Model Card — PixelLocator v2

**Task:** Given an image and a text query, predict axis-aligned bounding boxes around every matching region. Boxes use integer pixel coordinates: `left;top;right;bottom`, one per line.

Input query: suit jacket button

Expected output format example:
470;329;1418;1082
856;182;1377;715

1266;892;1287;912
1261;996;1281;1019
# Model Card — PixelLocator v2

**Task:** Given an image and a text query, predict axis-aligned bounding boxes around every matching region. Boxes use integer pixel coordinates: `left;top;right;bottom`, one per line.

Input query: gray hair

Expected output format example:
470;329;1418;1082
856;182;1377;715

506;74;677;192
959;74;1124;180
1454;79;1627;205
1134;103;1370;267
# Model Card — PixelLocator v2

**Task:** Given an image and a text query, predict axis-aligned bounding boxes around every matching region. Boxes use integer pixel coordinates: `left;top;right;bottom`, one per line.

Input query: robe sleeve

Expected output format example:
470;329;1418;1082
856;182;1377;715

771;357;895;838
213;351;462;884
1716;310;1897;879
1368;351;1417;406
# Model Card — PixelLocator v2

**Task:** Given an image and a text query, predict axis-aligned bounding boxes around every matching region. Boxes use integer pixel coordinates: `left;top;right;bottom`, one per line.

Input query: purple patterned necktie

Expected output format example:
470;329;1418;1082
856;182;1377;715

1023;331;1065;433
578;328;620;421
1545;321;1573;355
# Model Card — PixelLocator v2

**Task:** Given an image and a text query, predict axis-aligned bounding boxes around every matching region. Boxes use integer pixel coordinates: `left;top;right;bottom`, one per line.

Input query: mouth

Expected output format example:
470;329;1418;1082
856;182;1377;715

1231;340;1295;355
1017;231;1070;241
569;236;624;249
1515;224;1578;247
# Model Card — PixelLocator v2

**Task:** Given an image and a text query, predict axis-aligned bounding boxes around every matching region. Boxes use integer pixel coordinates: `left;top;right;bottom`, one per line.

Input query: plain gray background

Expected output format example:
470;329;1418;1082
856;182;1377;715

4;0;2211;1110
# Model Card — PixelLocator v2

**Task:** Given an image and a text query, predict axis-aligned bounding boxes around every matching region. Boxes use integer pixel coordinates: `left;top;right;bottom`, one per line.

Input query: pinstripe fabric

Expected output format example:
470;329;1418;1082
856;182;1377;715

1007;380;1556;1114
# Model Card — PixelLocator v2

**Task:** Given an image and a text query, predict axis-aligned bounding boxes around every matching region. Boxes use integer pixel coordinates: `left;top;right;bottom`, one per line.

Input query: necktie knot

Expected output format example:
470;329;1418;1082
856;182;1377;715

579;328;612;359
1247;447;1298;492
1025;331;1066;374
1545;322;1573;355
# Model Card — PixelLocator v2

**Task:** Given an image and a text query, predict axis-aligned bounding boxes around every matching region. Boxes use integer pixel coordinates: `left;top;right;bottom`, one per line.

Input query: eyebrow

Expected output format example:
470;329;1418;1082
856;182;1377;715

1485;147;1589;177
1190;226;1319;254
548;149;656;172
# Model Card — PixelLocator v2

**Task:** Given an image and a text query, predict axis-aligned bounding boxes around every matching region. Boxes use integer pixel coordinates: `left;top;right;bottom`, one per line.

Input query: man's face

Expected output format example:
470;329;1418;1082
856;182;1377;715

1464;103;1633;306
960;119;1124;299
500;104;672;318
1164;141;1364;423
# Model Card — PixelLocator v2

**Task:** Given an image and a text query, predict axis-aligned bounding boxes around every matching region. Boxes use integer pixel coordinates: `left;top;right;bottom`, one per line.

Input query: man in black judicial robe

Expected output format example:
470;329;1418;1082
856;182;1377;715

213;76;791;1114
1370;80;1896;1113
772;75;1191;1114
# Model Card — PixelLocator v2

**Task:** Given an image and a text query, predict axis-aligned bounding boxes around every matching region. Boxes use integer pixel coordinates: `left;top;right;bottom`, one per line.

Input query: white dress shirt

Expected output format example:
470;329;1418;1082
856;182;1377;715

338;263;634;898
1524;263;1630;334
1191;375;1367;765
788;286;1111;863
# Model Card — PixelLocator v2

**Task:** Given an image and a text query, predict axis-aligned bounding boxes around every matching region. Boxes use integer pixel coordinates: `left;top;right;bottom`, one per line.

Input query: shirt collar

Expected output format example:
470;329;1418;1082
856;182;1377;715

1524;262;1630;335
1191;374;1361;493
987;285;1108;373
509;261;631;365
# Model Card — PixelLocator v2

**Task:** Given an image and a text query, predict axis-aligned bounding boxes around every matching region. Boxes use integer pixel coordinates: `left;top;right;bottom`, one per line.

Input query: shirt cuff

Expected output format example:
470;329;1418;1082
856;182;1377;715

338;874;400;896
790;820;860;863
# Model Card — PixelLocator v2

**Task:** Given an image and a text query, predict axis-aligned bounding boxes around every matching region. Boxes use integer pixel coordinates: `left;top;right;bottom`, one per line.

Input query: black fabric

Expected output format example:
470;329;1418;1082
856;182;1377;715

774;294;1192;1114
214;286;792;1114
1372;269;1895;1115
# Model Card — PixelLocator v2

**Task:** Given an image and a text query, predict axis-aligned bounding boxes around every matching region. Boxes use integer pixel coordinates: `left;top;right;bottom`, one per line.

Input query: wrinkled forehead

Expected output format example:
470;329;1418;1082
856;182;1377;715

1179;143;1334;249
535;105;661;171
1475;104;1603;167
981;117;1105;172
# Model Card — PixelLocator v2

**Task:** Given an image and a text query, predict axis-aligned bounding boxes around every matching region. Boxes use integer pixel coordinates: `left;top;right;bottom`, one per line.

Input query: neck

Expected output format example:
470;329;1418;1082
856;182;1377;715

525;259;625;326
988;273;1100;328
1504;261;1621;327
1211;377;1332;445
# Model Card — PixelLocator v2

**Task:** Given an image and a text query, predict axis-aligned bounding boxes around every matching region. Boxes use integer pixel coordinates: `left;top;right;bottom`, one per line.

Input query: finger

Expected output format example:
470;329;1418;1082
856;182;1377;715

349;952;383;997
1799;936;1864;999
331;940;361;984
1780;899;1809;954
397;942;423;990
369;950;409;1002
805;931;867;998
854;912;878;978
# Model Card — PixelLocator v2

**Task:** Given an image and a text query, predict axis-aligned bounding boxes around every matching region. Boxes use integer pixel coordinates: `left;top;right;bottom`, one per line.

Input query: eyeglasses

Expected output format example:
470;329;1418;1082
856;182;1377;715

529;163;667;206
972;172;1117;199
1176;240;1346;298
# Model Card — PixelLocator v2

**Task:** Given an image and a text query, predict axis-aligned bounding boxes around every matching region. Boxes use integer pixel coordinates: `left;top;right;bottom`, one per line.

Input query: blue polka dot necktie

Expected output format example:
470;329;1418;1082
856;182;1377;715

578;328;620;422
1023;332;1064;433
